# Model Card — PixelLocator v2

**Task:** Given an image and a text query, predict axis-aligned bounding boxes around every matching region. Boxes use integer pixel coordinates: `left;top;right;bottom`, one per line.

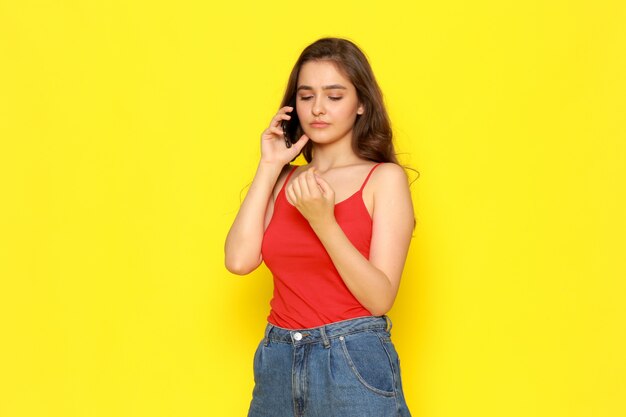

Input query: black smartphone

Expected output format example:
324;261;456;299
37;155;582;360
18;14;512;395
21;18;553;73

281;95;299;148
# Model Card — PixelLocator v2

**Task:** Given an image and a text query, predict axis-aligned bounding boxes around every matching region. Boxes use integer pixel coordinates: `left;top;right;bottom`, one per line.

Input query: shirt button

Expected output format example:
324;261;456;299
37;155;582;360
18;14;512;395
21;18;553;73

293;332;303;341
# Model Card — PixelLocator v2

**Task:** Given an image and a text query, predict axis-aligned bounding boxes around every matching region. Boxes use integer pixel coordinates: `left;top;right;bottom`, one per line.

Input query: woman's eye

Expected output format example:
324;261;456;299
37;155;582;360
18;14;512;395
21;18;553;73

299;96;343;101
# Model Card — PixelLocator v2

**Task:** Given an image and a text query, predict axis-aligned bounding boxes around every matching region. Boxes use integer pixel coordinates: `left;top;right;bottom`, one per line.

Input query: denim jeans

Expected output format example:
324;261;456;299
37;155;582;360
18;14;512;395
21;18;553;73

247;315;412;417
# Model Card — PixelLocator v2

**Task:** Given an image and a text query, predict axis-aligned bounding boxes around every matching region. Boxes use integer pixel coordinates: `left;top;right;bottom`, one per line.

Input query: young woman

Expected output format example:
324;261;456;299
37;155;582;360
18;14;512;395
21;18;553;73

225;37;414;417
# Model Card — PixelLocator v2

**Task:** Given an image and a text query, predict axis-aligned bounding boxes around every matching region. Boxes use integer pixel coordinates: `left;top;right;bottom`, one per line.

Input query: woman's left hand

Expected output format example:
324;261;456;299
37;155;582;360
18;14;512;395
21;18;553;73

286;167;336;227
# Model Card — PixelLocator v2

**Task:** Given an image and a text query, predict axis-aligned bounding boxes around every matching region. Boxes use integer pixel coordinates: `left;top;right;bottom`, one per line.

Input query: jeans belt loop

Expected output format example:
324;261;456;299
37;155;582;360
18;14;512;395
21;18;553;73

264;324;273;347
384;315;393;333
319;325;330;349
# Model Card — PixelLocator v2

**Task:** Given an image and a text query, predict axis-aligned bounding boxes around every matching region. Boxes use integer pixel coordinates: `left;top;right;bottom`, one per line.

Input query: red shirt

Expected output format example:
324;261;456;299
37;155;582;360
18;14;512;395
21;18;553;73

261;163;383;329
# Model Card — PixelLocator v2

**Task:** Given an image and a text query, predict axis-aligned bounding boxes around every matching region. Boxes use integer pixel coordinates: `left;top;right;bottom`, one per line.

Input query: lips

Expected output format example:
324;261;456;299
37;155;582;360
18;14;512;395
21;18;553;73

310;121;329;127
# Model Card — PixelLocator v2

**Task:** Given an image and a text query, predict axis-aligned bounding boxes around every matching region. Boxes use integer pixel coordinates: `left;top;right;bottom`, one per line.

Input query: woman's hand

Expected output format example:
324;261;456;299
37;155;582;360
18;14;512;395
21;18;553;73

260;106;309;166
286;167;336;228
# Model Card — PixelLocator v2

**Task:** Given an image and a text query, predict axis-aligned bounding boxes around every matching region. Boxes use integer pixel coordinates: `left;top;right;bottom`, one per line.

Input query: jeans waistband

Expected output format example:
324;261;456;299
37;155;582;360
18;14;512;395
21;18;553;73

263;315;392;348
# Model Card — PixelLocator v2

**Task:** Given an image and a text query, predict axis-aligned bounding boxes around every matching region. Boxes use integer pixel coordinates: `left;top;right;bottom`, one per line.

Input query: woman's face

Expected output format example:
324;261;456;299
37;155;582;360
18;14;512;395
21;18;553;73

296;60;364;146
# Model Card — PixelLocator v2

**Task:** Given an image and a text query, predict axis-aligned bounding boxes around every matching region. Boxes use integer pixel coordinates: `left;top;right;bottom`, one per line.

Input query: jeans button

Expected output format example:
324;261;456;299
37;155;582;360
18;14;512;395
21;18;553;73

293;332;302;341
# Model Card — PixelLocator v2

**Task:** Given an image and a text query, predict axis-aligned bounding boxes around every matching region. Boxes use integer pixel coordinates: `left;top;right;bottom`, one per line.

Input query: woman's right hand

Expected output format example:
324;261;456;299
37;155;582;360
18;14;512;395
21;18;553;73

260;106;309;166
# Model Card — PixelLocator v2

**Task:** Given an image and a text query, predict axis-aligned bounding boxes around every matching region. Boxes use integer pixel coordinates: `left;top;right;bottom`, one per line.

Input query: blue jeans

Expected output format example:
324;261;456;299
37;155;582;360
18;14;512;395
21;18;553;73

247;315;412;417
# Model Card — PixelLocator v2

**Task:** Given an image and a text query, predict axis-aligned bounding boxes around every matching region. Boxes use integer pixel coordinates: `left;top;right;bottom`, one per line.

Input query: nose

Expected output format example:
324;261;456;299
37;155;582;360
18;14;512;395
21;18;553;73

312;97;325;116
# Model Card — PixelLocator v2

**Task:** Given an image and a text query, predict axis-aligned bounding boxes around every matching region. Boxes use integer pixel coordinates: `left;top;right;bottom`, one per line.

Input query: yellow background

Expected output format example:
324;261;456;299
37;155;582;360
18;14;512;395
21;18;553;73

1;1;625;416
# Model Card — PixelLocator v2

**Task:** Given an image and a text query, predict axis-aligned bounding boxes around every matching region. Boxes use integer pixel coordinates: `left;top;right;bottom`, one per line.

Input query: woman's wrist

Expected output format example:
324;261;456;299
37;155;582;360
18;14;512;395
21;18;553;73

248;161;287;197
255;160;286;183
258;158;285;170
309;215;340;238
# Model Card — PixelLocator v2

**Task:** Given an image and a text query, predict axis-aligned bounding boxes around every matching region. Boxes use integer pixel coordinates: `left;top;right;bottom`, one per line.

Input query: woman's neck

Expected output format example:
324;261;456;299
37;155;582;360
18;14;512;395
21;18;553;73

309;138;364;172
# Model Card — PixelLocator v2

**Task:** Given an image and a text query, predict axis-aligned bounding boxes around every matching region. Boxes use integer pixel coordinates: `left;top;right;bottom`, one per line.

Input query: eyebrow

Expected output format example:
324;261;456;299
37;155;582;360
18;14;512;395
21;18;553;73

296;84;347;92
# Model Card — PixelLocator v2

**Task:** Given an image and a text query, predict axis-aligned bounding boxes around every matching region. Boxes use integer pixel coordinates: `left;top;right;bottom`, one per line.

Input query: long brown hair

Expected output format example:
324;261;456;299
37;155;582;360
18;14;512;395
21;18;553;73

281;37;400;165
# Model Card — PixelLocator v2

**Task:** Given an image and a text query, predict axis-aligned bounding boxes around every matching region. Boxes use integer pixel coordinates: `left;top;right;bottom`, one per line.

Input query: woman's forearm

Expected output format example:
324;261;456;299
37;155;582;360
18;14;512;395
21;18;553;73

224;162;283;275
310;220;396;316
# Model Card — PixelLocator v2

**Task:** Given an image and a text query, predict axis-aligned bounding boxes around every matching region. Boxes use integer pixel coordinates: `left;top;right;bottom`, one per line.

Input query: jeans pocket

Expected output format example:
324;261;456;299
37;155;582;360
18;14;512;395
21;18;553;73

338;331;396;397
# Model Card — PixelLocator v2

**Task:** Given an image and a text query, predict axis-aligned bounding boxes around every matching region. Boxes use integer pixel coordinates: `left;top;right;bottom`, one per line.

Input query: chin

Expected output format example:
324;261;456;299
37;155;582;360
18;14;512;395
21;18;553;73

302;131;323;142
305;130;342;143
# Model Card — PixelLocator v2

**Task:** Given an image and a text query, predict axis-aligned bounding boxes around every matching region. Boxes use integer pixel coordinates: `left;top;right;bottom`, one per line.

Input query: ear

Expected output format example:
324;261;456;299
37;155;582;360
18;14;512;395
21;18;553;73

357;104;364;115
